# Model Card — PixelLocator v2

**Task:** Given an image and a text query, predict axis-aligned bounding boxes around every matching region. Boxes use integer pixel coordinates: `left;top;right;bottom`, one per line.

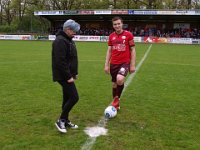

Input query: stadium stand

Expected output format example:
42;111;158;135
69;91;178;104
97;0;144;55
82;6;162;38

34;9;200;39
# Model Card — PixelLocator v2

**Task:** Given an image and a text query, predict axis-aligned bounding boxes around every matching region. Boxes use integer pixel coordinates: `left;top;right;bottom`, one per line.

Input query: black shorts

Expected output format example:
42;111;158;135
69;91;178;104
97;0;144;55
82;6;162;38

110;63;130;82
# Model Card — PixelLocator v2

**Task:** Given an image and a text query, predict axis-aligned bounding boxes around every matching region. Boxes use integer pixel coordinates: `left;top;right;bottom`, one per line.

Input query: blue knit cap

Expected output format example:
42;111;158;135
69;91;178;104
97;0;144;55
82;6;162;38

63;19;80;32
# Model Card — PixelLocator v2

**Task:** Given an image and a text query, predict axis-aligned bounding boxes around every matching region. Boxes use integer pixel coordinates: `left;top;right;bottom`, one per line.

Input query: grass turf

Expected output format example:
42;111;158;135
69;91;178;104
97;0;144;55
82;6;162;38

0;41;199;150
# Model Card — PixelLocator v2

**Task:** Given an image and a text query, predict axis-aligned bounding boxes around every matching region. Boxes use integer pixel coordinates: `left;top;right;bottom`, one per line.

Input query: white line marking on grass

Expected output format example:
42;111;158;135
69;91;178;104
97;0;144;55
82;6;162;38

151;62;200;67
123;44;152;94
81;44;153;150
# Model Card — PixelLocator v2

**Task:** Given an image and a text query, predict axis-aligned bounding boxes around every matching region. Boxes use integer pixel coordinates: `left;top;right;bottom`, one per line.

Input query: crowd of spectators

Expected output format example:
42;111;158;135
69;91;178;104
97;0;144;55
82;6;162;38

78;28;112;36
51;26;200;39
78;27;200;39
129;27;200;39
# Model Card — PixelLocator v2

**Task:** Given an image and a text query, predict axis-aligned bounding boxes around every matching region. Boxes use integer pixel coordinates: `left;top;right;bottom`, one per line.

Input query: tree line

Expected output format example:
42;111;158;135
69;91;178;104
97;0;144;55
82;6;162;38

0;0;200;33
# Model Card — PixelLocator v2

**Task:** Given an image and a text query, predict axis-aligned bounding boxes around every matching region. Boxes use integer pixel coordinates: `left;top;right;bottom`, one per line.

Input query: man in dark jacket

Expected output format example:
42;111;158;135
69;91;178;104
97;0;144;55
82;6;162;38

52;19;80;133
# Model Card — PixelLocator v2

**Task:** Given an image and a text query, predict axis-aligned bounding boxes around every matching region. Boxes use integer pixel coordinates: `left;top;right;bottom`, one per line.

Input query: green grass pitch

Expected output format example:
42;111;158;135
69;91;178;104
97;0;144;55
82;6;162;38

0;40;200;150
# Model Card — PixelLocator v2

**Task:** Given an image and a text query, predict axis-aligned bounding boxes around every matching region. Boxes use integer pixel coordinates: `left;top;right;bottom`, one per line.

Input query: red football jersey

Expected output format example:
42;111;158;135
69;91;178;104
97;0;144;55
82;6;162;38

108;30;135;64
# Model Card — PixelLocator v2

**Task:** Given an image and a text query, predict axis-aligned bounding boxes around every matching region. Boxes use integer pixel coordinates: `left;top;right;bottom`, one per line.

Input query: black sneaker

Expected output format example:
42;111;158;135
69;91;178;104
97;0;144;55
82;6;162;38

55;120;67;133
65;121;78;129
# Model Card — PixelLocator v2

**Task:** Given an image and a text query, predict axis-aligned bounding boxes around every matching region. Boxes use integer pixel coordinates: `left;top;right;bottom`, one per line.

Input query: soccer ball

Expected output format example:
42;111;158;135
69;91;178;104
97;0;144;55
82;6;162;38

104;106;117;118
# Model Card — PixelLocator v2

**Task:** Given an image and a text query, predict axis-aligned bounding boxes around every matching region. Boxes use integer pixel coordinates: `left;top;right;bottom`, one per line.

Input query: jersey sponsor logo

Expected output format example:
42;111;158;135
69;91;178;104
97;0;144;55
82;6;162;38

112;44;126;51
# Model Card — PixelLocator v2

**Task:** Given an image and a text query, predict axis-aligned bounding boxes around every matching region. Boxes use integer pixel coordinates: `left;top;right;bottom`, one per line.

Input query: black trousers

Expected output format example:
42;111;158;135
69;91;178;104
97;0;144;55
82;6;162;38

58;80;79;121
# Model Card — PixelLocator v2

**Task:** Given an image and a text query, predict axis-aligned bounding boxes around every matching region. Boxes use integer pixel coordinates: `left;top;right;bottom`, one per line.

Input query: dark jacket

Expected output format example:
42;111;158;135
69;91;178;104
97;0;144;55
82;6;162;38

52;30;78;82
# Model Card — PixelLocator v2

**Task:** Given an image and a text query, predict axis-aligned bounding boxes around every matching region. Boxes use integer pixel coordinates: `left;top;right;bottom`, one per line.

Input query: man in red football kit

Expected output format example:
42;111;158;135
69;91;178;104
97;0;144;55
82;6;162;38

104;16;136;110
